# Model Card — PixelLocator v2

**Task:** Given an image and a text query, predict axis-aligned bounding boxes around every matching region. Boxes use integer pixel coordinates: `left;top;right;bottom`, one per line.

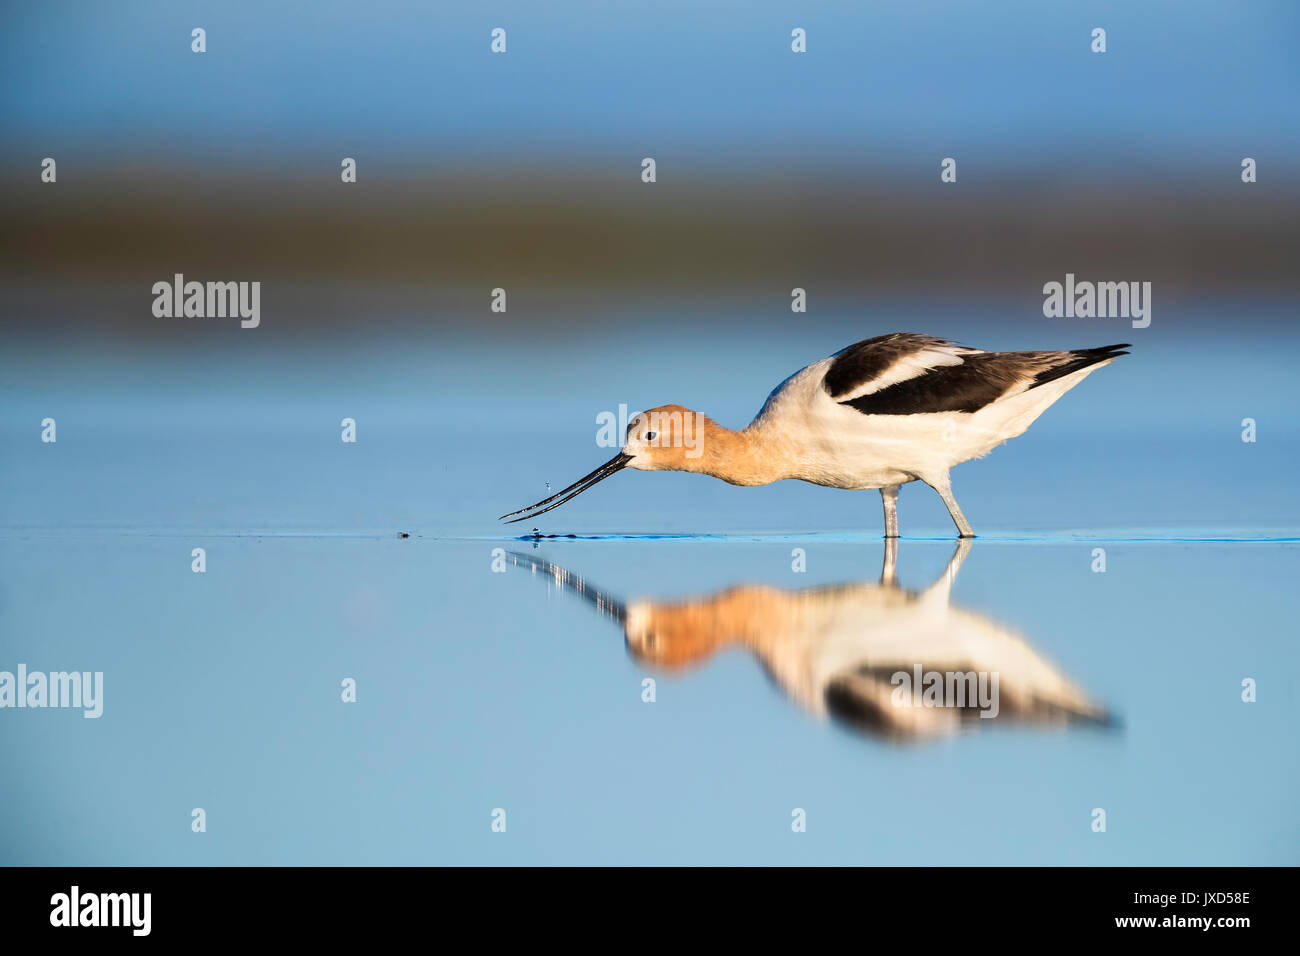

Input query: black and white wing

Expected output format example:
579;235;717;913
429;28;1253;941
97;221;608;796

823;332;1129;415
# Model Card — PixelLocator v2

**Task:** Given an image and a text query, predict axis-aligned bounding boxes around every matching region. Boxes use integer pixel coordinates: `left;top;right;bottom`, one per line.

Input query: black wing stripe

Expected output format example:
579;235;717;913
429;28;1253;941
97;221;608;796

836;344;1129;416
1030;344;1130;388
838;355;1021;415
822;332;968;401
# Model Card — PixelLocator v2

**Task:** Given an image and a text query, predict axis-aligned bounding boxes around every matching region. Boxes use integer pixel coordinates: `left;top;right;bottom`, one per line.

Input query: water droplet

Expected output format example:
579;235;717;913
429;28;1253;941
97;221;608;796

545;482;551;491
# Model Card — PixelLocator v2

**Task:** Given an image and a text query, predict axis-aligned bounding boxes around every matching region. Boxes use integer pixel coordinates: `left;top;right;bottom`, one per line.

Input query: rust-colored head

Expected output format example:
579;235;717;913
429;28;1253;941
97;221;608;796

622;404;713;473
499;403;764;527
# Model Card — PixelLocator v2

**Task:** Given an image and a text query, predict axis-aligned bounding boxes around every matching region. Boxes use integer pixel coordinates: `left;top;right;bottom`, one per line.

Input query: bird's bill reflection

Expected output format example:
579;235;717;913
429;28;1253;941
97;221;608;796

508;540;1111;742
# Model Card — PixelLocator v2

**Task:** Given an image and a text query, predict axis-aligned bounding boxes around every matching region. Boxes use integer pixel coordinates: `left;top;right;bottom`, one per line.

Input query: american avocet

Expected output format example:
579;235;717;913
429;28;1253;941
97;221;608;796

501;333;1128;536
508;541;1110;740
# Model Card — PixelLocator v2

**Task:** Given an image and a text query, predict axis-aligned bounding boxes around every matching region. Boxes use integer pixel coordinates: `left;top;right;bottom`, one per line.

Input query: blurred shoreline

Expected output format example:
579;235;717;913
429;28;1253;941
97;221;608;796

3;167;1296;324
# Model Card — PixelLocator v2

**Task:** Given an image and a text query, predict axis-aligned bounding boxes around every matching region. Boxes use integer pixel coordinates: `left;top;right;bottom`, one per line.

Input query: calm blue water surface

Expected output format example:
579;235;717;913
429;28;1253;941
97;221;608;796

1;311;1297;864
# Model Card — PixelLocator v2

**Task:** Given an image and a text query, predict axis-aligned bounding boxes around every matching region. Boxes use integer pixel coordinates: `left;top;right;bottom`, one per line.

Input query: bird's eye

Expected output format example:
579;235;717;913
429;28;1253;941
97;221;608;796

645;431;656;441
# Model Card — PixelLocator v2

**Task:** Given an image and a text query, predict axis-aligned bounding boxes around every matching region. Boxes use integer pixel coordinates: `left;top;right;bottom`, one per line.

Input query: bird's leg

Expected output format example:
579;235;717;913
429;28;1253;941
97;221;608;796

922;472;975;538
880;484;900;539
879;535;899;587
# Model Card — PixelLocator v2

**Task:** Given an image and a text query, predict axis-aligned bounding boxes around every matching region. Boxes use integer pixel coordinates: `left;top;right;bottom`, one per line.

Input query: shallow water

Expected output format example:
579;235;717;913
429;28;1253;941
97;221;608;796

2;314;1298;864
0;529;1295;865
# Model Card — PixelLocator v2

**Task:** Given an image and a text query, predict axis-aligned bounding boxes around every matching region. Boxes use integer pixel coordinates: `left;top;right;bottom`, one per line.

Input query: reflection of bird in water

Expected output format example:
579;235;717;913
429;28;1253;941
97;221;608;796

508;540;1111;742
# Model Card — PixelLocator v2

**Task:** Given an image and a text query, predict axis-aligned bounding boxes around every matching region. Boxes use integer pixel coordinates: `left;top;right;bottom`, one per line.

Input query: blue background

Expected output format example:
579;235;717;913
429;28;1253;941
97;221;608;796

1;1;1297;864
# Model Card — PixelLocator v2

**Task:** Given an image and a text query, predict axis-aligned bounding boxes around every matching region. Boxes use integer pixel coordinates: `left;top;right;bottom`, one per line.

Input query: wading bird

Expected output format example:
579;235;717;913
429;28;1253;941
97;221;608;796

507;541;1111;741
501;333;1128;536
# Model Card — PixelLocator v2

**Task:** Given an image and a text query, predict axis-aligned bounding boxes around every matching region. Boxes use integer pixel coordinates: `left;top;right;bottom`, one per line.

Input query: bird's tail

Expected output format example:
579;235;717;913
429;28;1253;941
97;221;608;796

1030;343;1130;388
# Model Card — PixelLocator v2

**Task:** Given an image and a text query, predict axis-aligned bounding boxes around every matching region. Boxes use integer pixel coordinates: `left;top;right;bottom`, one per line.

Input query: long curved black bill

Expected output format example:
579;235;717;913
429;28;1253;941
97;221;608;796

499;452;633;524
